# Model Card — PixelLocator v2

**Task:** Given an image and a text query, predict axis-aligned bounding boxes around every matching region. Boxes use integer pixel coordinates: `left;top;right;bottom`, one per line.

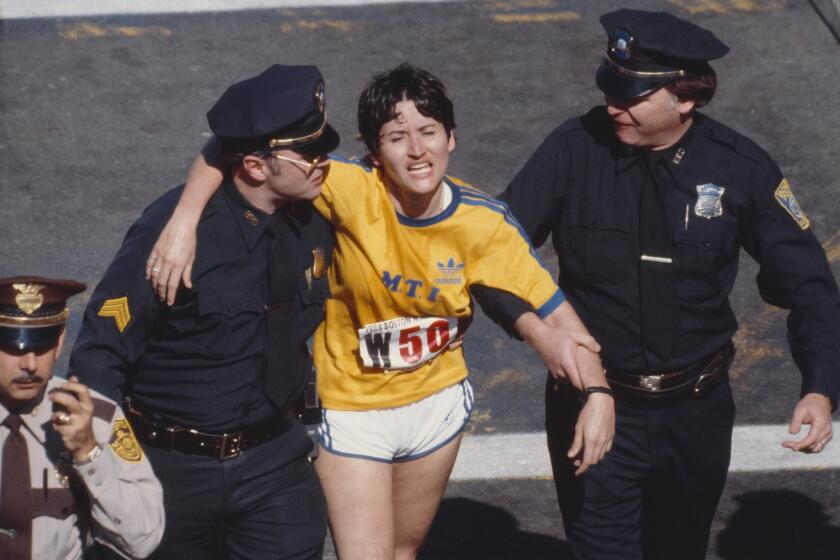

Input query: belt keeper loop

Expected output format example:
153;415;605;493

166;425;178;451
219;433;228;461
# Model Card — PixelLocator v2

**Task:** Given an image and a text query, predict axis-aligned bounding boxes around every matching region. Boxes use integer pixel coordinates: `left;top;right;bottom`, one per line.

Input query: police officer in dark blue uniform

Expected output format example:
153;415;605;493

69;65;339;559
475;9;840;560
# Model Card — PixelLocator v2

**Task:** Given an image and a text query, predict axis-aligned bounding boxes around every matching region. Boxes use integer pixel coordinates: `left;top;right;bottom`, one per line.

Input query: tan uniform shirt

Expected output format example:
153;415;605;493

0;377;164;559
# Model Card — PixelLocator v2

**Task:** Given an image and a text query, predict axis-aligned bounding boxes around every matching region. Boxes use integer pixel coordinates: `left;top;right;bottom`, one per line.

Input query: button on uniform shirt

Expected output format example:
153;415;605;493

0;377;164;559
479;107;840;402
69;180;332;432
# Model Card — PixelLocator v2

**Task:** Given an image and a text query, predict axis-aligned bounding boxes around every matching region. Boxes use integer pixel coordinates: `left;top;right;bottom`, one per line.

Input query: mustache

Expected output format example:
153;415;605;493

12;373;45;384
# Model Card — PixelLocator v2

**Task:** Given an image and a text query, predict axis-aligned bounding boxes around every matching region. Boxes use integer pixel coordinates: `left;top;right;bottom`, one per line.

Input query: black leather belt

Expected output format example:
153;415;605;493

124;399;296;461
605;343;735;405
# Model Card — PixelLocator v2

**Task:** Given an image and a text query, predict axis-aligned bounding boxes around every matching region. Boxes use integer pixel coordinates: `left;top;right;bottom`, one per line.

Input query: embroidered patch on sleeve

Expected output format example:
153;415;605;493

97;297;131;333
109;417;143;463
774;178;810;230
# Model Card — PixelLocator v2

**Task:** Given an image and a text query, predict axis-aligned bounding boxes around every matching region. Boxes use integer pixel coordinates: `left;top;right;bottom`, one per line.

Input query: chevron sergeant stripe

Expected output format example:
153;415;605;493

97;297;132;333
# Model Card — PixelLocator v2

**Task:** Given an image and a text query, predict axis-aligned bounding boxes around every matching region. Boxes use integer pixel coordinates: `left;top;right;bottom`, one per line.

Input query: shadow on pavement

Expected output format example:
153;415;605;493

419;496;572;560
716;489;840;560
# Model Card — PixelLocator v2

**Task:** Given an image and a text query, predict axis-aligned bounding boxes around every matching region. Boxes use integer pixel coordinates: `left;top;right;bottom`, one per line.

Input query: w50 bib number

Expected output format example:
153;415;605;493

358;316;459;371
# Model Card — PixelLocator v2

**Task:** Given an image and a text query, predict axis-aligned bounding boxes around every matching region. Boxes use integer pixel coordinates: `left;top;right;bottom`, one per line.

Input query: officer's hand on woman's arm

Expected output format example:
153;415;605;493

514;301;601;390
49;376;99;463
147;138;224;304
782;392;833;453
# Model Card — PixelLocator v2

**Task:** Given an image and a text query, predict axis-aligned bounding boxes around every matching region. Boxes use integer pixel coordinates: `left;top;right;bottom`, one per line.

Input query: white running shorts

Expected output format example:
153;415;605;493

318;378;474;463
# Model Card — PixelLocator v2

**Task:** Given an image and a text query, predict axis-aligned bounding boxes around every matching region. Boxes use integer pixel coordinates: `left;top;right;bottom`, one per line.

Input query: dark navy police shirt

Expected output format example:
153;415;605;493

70;180;332;432
477;107;840;403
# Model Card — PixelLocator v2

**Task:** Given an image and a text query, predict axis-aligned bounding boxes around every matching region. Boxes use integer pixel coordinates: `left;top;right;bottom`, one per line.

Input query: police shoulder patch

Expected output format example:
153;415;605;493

97;297;131;333
774;178;810;230
109;417;143;462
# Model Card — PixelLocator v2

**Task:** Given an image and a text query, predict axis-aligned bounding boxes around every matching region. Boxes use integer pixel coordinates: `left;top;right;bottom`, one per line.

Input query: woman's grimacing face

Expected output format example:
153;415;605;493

372;99;455;211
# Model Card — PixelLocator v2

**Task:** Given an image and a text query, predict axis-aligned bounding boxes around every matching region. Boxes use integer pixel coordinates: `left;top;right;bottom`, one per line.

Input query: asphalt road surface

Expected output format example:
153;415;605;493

2;0;840;558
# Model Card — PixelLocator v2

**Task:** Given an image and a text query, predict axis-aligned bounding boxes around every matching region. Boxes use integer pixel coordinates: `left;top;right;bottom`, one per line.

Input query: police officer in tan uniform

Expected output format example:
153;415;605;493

0;277;164;559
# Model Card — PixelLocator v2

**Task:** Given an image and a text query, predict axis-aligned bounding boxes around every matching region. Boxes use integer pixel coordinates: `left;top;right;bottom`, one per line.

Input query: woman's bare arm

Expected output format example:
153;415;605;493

146;139;225;304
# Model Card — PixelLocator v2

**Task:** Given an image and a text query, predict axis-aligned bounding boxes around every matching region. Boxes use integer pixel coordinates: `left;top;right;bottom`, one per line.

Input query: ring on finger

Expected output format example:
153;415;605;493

54;411;72;425
152;267;161;273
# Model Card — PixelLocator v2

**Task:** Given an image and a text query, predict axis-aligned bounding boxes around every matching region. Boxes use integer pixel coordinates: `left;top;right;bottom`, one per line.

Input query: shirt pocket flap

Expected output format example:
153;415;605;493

674;221;735;253
198;292;263;317
566;196;630;232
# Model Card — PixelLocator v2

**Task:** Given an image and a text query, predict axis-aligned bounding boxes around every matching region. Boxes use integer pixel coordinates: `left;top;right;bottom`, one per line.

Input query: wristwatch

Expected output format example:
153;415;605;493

73;443;104;466
584;386;614;400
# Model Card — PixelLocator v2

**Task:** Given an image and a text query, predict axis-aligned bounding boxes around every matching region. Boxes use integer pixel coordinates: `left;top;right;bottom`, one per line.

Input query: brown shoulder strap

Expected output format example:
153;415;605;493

91;398;117;422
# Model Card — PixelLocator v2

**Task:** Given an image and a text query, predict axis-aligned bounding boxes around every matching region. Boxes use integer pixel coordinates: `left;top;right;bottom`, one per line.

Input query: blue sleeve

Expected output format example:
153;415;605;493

69;216;165;401
742;161;840;405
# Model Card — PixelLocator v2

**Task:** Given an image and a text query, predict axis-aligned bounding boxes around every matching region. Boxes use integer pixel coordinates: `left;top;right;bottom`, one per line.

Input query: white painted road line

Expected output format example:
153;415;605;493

0;0;465;20
451;423;840;481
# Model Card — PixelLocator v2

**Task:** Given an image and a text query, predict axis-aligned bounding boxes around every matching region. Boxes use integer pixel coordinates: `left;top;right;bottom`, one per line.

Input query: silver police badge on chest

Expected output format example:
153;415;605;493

694;184;725;219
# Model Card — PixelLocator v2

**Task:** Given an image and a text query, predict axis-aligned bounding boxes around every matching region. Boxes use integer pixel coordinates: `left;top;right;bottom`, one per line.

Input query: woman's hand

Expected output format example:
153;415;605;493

567;387;615;476
145;140;225;305
146;208;198;305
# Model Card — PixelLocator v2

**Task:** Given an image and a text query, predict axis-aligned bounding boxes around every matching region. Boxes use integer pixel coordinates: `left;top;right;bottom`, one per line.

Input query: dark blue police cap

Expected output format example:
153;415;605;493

207;64;340;155
596;9;729;100
0;277;85;352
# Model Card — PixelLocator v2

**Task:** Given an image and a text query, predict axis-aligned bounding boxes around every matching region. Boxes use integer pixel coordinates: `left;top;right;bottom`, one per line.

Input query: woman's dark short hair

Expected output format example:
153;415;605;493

357;63;456;155
664;71;718;109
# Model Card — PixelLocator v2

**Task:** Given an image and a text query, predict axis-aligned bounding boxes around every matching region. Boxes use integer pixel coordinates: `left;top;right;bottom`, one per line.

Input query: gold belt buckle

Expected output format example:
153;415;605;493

639;374;663;391
218;432;243;460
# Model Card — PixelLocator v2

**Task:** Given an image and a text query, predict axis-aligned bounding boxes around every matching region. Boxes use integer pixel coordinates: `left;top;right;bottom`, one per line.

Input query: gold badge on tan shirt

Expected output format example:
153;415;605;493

12;283;45;315
98;297;131;333
109;417;143;463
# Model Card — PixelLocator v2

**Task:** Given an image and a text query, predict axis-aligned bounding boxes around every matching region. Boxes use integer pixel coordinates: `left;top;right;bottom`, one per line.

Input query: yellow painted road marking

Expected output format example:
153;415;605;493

61;22;172;40
114;26;173;37
61;22;109;40
465;409;495;434
825;231;840;263
280;19;354;32
492;11;579;23
485;0;557;11
667;0;781;14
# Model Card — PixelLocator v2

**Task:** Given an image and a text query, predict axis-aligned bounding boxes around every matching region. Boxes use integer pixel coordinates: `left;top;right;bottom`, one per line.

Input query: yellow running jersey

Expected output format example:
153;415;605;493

312;157;564;410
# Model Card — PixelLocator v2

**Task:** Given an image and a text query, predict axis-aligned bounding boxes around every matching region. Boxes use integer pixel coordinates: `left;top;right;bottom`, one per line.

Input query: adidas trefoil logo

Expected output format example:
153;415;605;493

435;257;464;285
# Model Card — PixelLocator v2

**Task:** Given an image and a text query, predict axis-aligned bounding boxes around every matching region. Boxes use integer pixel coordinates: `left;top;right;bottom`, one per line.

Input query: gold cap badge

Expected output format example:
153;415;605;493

12;283;45;315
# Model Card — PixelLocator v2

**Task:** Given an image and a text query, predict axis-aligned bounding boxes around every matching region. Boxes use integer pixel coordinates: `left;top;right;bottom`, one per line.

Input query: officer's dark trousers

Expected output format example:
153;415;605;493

144;424;326;560
546;375;736;560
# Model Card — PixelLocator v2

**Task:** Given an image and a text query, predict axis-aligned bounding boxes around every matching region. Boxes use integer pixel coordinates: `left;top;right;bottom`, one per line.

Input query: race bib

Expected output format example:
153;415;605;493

358;316;459;371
